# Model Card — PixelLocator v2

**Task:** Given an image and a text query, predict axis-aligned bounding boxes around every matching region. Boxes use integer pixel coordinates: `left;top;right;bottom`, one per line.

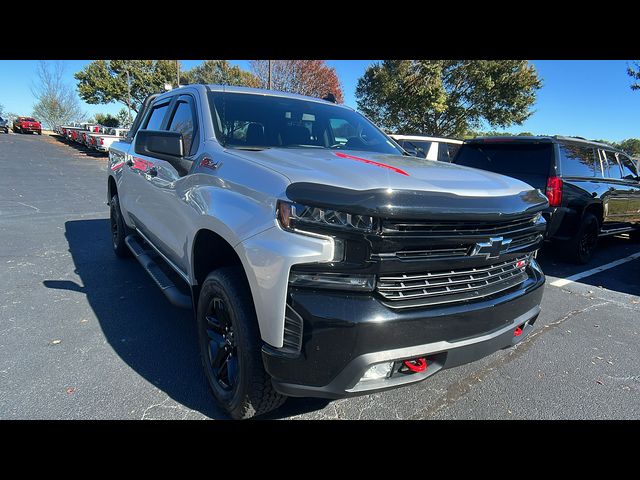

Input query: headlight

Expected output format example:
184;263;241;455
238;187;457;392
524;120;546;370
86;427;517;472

277;200;375;233
288;272;375;291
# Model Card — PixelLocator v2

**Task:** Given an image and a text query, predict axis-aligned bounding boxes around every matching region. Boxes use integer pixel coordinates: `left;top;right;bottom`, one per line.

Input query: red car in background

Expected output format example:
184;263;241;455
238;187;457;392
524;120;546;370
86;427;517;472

13;117;42;135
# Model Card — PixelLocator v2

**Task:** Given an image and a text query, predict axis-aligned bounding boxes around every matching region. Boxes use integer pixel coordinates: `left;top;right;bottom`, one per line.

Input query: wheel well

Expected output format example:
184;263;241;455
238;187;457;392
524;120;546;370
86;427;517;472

107;176;117;204
192;229;245;287
584;203;603;227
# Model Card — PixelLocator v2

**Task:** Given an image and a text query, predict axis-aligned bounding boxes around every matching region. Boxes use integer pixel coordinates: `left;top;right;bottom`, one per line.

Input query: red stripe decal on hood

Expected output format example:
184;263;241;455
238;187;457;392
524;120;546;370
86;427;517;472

334;152;409;176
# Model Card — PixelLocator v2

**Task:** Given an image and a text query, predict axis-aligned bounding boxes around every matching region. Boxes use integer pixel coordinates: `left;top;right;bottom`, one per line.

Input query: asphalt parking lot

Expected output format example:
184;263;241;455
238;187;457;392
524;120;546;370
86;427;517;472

1;132;639;420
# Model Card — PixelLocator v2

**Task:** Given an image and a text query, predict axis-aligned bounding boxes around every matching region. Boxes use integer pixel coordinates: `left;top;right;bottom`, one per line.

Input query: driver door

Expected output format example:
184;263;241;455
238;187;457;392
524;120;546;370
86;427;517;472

131;94;200;274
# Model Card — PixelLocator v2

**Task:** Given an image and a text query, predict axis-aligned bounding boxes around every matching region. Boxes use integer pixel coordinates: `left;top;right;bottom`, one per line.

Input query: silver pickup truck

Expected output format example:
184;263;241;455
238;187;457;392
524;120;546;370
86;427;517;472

107;85;548;419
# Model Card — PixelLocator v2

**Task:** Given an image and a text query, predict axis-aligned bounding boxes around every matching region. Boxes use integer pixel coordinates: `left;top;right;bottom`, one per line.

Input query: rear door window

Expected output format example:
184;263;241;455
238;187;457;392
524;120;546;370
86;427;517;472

402;140;430;158
601;150;622;179
558;143;598;177
447;143;461;159
617;153;638;180
437;143;453;162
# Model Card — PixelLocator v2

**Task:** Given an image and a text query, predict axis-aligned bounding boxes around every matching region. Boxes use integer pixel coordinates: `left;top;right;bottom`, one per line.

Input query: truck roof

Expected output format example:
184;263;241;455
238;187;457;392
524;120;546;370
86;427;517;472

158;84;354;110
466;135;627;153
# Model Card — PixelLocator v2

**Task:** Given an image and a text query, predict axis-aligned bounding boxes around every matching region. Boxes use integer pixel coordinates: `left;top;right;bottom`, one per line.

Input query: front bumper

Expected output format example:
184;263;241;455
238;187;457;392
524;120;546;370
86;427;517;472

263;260;545;399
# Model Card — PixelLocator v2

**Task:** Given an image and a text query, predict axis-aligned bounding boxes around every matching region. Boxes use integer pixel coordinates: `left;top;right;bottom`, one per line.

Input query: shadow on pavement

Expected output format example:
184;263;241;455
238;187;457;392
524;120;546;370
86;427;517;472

537;235;640;297
43;218;331;419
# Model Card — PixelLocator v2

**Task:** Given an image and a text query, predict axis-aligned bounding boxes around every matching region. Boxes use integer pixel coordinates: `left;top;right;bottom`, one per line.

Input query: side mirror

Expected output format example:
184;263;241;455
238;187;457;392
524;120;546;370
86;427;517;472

135;130;183;160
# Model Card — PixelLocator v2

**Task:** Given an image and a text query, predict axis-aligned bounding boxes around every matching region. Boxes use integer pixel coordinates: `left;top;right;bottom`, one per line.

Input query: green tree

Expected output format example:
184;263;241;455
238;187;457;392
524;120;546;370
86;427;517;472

75;60;179;113
618;138;640;156
628;61;640;91
94;113;120;127
32;61;85;129
116;108;133;127
181;60;259;87
356;60;542;137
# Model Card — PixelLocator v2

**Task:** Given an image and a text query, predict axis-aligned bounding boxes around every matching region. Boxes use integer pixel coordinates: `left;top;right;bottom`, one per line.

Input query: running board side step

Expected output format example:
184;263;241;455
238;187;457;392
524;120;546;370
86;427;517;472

599;226;636;237
124;234;192;309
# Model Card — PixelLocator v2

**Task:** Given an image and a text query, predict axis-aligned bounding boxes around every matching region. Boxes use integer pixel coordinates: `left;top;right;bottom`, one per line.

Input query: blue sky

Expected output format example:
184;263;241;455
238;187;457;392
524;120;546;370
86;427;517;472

0;60;638;141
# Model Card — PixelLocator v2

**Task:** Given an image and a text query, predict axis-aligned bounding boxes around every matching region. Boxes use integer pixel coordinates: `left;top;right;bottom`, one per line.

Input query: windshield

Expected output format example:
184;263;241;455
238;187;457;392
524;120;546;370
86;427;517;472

208;92;403;155
23;117;37;122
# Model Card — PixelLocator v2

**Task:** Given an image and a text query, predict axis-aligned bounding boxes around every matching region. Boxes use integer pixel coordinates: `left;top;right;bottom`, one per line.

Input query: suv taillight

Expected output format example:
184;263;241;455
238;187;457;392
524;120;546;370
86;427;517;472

100;137;104;145
546;176;563;207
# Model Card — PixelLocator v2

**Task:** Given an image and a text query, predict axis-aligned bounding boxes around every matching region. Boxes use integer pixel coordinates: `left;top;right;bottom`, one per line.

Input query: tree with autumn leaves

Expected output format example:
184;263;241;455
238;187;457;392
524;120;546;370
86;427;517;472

250;60;343;103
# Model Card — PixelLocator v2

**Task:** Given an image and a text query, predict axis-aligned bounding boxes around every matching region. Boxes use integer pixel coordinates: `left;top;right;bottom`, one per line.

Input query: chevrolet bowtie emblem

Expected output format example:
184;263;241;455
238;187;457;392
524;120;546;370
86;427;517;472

471;236;512;259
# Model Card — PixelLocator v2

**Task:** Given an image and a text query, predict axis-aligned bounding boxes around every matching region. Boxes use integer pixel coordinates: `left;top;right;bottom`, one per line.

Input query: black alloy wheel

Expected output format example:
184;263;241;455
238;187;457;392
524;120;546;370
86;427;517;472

203;297;239;392
569;212;599;264
197;267;286;419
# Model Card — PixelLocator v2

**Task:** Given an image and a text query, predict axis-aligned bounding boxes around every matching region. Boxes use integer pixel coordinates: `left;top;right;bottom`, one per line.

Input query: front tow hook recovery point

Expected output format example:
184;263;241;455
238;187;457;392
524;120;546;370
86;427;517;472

402;357;428;373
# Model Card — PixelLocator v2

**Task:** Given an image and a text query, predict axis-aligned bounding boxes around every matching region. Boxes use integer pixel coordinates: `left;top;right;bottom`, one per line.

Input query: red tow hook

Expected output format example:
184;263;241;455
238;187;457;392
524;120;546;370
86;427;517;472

403;357;428;372
514;327;523;337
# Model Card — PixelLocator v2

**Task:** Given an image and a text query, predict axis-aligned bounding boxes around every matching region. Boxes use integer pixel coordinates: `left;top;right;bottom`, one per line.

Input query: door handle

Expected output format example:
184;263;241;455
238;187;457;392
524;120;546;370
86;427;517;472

125;158;134;167
147;166;158;177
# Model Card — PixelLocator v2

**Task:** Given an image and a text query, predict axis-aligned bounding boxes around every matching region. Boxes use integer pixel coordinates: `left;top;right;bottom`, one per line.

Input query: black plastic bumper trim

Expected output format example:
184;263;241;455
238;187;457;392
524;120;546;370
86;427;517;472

270;305;540;399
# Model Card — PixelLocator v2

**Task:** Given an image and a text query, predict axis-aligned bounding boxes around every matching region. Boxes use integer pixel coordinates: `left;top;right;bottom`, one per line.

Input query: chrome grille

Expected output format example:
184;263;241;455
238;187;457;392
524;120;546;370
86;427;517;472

374;246;469;260
376;214;543;260
377;255;530;309
382;216;538;237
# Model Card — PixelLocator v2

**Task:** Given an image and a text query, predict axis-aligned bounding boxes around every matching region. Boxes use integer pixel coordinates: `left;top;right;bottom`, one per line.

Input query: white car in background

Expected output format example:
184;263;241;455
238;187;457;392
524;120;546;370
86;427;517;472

89;127;129;152
390;134;463;162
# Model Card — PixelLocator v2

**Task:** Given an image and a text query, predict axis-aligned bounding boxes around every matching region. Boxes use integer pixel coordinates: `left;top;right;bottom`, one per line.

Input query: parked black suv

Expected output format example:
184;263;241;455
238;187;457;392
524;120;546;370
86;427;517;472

0;116;9;134
453;136;640;263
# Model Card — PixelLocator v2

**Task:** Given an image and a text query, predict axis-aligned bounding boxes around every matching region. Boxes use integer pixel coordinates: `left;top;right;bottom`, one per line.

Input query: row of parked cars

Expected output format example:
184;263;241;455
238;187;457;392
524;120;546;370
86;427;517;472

397;133;640;263
54;123;129;152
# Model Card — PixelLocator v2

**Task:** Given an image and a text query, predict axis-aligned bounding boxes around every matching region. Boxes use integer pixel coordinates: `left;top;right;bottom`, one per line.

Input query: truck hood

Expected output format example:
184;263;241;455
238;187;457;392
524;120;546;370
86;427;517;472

230;147;548;220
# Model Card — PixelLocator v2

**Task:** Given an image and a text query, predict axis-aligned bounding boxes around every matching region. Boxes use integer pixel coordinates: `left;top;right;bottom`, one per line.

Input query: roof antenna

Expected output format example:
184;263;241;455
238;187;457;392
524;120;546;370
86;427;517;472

323;92;336;103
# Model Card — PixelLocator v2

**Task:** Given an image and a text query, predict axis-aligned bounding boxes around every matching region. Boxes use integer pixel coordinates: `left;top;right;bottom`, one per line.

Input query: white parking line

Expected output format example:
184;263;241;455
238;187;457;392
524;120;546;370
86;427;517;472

550;252;640;288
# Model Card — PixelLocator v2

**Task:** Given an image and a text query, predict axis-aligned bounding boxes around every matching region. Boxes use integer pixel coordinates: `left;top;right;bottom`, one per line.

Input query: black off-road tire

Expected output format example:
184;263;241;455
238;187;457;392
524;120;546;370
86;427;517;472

566;212;600;264
197;267;286;419
110;194;130;258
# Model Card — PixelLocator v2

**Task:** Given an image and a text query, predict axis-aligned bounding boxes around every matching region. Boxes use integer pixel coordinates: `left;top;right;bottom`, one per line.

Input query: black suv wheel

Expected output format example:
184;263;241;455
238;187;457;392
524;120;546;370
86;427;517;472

567;212;599;264
197;267;286;419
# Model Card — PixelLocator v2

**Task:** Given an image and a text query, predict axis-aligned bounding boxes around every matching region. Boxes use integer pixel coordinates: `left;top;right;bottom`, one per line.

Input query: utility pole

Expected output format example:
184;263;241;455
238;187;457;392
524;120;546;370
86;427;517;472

268;60;272;89
126;69;132;125
175;59;180;87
